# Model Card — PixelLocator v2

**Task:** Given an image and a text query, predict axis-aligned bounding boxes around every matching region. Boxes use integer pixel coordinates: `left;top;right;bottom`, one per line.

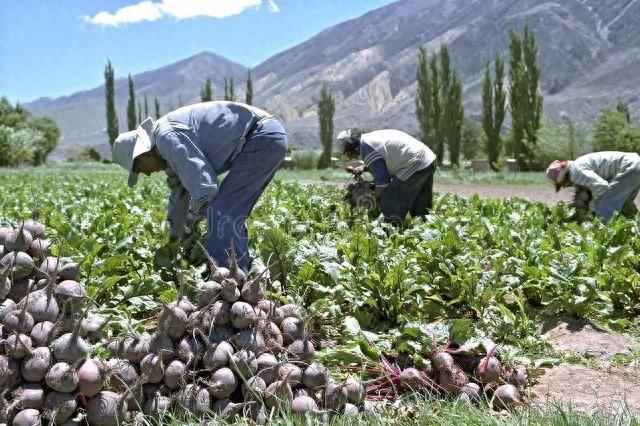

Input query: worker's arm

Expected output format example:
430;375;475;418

156;129;219;238
569;166;610;210
361;143;391;198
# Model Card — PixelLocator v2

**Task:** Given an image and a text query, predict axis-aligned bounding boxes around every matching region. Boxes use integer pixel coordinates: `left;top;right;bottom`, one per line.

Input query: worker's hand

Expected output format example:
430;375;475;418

346;165;365;176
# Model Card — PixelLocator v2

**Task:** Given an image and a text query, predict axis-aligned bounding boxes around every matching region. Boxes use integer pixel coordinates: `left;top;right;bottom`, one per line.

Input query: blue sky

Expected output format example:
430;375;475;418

0;0;397;104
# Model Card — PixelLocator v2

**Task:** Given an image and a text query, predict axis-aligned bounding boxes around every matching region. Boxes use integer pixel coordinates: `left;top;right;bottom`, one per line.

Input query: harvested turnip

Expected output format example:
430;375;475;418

230;349;258;379
177;335;204;365
149;333;174;361
257;300;284;325
0;252;34;281
49;323;90;363
107;359;139;393
208;325;234;344
46;361;79;393
212;399;251;420
163;359;187;390
4;227;33;253
86;391;127;426
279;304;302;319
59;262;80;281
168;297;196;315
344;377;365;405
459;382;481;404
503;365;527;387
475;356;502;383
3;308;35;334
280;317;304;345
157;304;187;339
264;380;293;409
44;392;76;424
0;355;20;388
287;339;315;364
491;384;521;410
302;363;328;390
18;278;58;323
242;376;267;401
240;278;264;304
5;333;33;359
256;353;278;385
291;395;318;415
221;278;240;303
12;408;41;426
278;362;303;386
53;280;87;313
233;328;266;354
207;367;238;399
230;301;257;329
10;383;45;409
123;335;151;363
400;367;430;390
438;366;469;395
20;347;51;382
140;354;164;383
432;351;454;372
0;227;11;245
22;220;45;240
0;299;16;321
197;280;222;307
77;358;103;397
324;380;348;411
0;267;9;299
7;279;34;302
204;340;233;371
29;321;54;347
175;384;211;417
143;393;171;420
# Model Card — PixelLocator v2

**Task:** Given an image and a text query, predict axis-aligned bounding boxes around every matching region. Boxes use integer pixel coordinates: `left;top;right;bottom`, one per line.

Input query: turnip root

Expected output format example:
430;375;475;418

208;325;233;344
4;227;33;253
162;359;186;390
7;279;35;302
291;395;318;415
278;362;302;387
344;377;365;405
46;361;79;393
280;317;304;344
264;380;293;409
0;251;34;281
240;279;264;304
256;353;278;385
503;365;527;387
107;359;139;400
257;300;284;325
230;301;257;329
232;328;266;354
177;335;204;365
10;383;45;409
149;333;174;361
197;280;222;307
157;304;187;339
18;280;58;323
221;278;240;303
212;399;252;420
302;363;328;390
50;327;90;363
123;335;151;363
11;408;41;426
279;304;302;319
242;376;267;401
77;358;103;397
53;280;87;313
0;227;11;245
59;263;80;281
207;367;238;399
29;321;54;347
459;382;481;404
5;333;33;359
324;380;348;411
142;393;171;420
491;384;521;410
287;339;315;364
3;309;35;334
432;351;454;372
29;239;50;260
44;392;76;424
0;299;16;321
22;220;45;240
400;367;430;390
438;366;468;395
230;349;258;379
39;256;61;277
475;356;502;383
175;384;210;417
86;391;127;426
228;244;247;288
206;300;231;326
344;403;359;416
0;268;9;299
140;354;164;383
0;355;20;388
248;401;267;425
202;340;233;371
20;347;51;382
168;298;196;315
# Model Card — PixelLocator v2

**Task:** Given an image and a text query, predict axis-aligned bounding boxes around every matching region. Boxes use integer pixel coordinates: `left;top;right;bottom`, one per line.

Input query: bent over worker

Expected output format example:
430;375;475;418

546;151;640;223
112;101;288;272
339;128;437;226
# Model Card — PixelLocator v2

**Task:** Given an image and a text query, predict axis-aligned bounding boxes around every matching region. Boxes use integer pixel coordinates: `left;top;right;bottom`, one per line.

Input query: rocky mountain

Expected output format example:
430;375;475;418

26;0;640;158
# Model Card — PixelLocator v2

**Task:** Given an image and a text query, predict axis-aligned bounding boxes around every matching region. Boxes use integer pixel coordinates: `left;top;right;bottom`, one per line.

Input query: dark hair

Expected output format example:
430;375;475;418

342;131;362;158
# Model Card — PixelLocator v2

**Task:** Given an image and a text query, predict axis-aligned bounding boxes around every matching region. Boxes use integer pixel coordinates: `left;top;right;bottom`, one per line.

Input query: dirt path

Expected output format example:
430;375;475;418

434;183;572;206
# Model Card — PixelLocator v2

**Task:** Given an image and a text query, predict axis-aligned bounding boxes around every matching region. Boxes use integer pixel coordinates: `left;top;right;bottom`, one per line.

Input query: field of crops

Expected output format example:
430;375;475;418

1;165;640;425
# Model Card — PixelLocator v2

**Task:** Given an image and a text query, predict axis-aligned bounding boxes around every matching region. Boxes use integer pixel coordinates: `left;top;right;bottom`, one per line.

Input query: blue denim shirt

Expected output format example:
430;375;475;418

152;101;271;237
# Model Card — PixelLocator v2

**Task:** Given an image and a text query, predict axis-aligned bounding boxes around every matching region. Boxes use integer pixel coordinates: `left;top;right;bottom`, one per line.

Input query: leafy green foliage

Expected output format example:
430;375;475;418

317;82;335;169
200;77;213;102
592;107;640;153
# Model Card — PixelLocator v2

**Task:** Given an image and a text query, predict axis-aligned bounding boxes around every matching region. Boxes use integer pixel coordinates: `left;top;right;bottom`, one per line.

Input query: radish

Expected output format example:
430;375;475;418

49;319;90;363
475;356;502;383
53;280;87;313
256;353;278;385
1;252;34;280
175;384;211;417
240;278;264;304
149;333;174;361
142;393;171;420
278;362;302;386
139;354;164;383
287;339;315;364
197;280;222;307
344;377;365;405
20;347;51;382
230;301;258;330
5;333;33;359
291;395;318;415
123;335;151;363
221;278;240;303
29;321;54;347
264;380;293;409
22;220;45;240
230;349;258;379
4;227;33;253
77;358;103;397
10;383;45;409
491;384;521;410
86;391;127;426
233;328;267;354
324;380;348;411
29;239;50;260
11;408;41;426
280;317;304;344
279;304;302;319
162;359;187;390
59;262;80;281
46;361;79;393
0;355;20;388
207;367;238;399
242;376;267;401
44;392;76;424
432;351;454;372
438;366;468;395
18;276;58;323
157;304;187;339
302;363;328;390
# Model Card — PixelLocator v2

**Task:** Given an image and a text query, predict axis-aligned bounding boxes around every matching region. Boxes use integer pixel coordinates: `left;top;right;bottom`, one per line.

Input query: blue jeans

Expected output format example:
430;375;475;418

204;118;287;272
379;161;436;227
594;164;640;224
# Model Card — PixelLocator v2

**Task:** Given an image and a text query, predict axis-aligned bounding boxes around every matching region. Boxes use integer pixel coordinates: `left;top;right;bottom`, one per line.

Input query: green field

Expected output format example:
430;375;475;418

1;165;639;424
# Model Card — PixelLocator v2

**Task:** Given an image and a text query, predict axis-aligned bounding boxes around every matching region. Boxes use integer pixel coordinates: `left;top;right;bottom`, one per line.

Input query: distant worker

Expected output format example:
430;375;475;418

112;101;287;272
546;151;640;223
339;128;437;226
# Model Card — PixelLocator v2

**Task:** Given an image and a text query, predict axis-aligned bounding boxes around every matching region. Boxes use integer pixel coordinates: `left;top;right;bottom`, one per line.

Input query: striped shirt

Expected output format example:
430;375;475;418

569;151;640;207
360;129;436;182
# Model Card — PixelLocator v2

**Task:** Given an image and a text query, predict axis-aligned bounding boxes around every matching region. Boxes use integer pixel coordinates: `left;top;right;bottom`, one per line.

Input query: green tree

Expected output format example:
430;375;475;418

429;54;443;160
154;97;161;119
201;77;213;102
616;101;631;124
224;77;235;101
127;74;137;131
509;26;543;170
104;61;119;146
246;69;253;105
0;97;29;127
317;83;335;169
482;53;507;171
461;118;484;161
144;94;149;118
444;72;464;166
592;108;640;152
137;101;142;125
28;116;60;165
415;47;433;147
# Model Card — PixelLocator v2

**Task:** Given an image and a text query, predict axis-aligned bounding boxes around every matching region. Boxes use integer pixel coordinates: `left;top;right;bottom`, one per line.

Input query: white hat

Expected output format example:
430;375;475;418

112;117;155;187
336;129;352;141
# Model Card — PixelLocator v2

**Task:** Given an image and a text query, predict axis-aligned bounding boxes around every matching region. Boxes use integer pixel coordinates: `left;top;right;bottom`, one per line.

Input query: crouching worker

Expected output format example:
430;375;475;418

339;128;437;226
112;101;287;273
546;151;640;223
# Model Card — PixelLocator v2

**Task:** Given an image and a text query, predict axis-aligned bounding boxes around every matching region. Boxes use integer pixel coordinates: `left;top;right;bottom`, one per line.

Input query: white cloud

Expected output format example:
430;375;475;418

267;0;280;13
85;0;266;26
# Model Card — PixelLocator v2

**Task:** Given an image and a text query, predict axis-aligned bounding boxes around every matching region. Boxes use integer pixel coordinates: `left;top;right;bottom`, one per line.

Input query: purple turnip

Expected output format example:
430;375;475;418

0;227;11;245
344;402;359;416
242;376;267;401
176;334;204;366
53;280;87;313
344;377;365;405
324;380;348;411
0;266;9;299
86;391;127;426
207;367;238;399
11;408;41;426
221;278;240;303
157;304;187;339
7;279;34;303
280;317;304;344
291;395;318;415
5;333;33;359
197;280;222;307
4;227;33;253
77;358;103;397
212;399;253;420
140;354;164;383
459;382;481;404
475;356;502;384
29;321;54;347
257;300;284;325
162;359;186;390
0;252;34;281
10;383;45;409
503;364;527;387
3;308;35;334
59;262;80;281
264;380;293;409
438;366;468;395
29;239;50;260
256;353;278;385
22;220;45;240
287;339;315;364
142;393;171;420
18;277;58;323
20;347;51;382
232;328;267;354
0;355;20;388
278;362;303;386
167;297;196;315
491;384;521;410
227;244;247;288
39;256;60;276
230;349;258;379
206;300;231;326
240;278;264;304
230;301;257;330
46;361;79;393
202;339;233;371
49;320;90;363
0;299;16;321
432;351;454;372
279;304;302;319
149;332;174;361
302;362;328;390
44;392;76;424
175;384;211;418
400;367;431;390
123;335;151;363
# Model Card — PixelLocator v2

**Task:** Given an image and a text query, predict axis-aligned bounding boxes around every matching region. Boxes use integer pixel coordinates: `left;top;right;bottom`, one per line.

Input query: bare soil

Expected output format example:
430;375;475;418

434;183;573;206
